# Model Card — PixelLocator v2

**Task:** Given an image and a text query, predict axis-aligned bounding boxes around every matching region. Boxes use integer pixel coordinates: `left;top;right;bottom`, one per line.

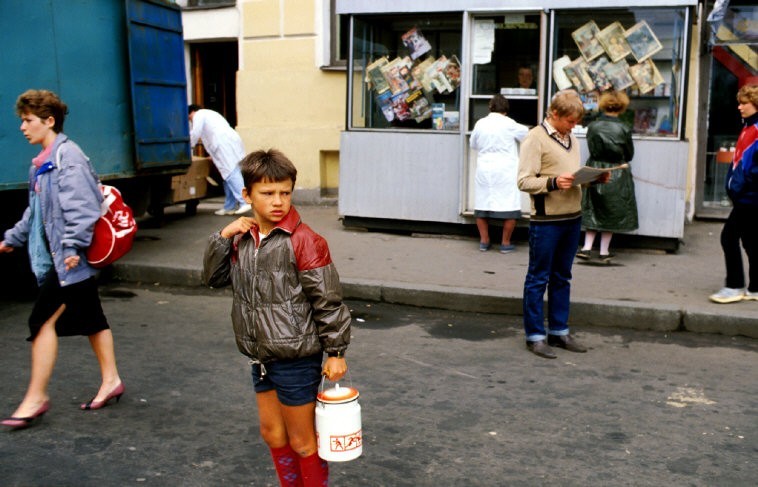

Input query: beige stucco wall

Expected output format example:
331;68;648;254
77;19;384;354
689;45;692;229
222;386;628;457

237;0;345;201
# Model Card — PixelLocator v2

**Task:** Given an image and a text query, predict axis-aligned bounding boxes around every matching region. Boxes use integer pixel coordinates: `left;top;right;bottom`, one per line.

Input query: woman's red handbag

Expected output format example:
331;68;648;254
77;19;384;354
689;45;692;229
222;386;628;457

86;185;137;268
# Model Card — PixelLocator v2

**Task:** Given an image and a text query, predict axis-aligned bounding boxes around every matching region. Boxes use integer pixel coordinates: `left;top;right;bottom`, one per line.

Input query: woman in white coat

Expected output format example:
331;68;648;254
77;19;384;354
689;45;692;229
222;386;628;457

470;94;529;253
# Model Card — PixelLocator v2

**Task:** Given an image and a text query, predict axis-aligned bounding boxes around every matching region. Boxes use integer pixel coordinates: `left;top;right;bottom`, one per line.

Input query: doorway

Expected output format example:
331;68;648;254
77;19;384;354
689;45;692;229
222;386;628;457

190;41;239;126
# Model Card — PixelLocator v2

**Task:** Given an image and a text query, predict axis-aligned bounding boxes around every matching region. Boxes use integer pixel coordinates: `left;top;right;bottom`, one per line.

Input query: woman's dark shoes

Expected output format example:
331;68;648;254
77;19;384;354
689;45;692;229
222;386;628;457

576;249;592;260
1;401;50;430
547;334;587;353
81;382;125;411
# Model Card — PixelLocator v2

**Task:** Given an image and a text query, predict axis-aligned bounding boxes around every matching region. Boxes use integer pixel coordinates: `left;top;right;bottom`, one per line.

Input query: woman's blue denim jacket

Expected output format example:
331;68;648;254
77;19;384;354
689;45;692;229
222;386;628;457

3;134;103;287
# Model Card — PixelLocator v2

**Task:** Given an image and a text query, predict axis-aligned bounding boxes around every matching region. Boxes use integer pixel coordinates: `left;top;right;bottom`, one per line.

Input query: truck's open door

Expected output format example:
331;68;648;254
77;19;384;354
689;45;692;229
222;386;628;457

125;0;191;172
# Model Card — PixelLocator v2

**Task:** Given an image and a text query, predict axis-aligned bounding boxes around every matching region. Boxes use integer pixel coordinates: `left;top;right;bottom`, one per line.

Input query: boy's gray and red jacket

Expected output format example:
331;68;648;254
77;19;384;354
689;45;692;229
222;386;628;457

202;206;351;362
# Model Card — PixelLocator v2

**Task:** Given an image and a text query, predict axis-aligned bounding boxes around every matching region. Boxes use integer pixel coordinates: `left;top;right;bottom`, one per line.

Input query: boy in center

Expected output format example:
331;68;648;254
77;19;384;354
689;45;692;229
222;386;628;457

203;149;352;486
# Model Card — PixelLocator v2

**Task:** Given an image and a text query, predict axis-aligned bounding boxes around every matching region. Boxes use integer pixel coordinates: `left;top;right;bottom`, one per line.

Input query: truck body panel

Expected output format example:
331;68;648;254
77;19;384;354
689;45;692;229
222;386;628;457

0;0;190;190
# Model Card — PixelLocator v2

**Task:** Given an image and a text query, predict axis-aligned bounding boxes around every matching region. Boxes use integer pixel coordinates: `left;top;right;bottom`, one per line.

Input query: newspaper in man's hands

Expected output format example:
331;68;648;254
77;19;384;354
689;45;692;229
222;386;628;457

572;163;629;185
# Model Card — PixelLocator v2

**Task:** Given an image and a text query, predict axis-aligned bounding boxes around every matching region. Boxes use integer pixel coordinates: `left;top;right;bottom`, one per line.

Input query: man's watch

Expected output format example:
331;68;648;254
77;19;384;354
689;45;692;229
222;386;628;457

327;351;345;358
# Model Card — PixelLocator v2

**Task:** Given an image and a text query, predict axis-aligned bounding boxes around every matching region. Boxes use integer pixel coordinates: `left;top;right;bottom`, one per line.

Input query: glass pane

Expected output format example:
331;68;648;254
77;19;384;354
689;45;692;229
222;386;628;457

703;3;757;208
711;1;758;45
349;13;462;130
471;14;541;127
552;8;687;138
185;0;236;8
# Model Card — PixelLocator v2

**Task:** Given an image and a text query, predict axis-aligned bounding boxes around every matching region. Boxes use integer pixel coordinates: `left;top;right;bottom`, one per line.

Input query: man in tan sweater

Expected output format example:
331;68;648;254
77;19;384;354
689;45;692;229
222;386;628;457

517;90;608;359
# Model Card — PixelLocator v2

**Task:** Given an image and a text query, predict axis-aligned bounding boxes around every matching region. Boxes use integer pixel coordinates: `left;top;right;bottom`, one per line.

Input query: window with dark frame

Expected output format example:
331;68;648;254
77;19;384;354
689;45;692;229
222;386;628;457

185;0;235;9
328;0;349;68
552;8;688;138
349;13;464;130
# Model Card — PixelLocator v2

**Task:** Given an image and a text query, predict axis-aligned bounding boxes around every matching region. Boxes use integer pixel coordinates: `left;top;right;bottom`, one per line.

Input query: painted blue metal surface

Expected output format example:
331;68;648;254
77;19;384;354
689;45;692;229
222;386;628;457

125;0;191;170
0;0;189;191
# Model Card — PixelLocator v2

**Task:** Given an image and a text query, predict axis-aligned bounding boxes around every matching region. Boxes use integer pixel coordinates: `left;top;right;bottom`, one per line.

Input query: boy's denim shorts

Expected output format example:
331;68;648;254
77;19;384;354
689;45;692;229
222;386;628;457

252;353;323;406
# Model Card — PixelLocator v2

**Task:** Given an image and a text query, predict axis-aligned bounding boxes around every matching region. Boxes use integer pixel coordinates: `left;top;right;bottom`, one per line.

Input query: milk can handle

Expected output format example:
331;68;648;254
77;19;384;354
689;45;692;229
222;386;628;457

319;368;354;395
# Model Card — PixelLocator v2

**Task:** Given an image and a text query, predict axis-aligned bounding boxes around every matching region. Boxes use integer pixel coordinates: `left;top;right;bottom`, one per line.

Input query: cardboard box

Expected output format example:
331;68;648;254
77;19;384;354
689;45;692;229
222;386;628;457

171;156;211;202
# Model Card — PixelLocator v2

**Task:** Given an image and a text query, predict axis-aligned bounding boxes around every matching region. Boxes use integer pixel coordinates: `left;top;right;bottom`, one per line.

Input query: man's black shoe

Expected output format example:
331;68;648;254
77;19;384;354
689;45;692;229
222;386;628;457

526;340;557;359
547;334;587;353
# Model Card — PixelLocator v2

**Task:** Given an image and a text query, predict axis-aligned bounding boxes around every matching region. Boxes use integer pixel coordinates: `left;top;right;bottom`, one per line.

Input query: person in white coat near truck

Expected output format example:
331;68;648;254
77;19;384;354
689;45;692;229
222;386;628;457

188;105;251;215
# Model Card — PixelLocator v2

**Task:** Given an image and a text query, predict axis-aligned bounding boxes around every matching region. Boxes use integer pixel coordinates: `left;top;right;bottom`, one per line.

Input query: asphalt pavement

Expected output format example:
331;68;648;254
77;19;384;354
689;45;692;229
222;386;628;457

111;198;757;338
1;287;756;486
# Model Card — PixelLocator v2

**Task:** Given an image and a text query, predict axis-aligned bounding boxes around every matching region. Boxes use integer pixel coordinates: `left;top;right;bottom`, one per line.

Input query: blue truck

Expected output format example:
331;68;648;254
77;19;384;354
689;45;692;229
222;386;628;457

0;0;193;291
0;0;192;215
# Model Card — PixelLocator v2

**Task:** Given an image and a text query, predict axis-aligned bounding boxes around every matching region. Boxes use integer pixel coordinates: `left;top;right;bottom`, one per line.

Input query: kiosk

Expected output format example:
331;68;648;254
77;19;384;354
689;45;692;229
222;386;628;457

337;0;697;241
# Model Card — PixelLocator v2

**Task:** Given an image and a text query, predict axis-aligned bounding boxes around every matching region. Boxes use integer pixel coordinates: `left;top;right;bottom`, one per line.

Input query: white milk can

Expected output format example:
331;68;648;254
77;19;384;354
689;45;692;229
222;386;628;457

315;383;362;462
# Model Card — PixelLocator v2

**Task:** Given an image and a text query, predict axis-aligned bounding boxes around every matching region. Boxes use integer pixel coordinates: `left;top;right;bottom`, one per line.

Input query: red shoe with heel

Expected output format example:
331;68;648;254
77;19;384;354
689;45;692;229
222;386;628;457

81;383;125;410
1;401;50;430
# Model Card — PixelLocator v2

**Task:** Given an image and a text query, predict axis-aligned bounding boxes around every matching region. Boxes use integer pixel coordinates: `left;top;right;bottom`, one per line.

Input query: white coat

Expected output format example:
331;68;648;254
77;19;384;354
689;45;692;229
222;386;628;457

470;112;529;212
189;109;246;180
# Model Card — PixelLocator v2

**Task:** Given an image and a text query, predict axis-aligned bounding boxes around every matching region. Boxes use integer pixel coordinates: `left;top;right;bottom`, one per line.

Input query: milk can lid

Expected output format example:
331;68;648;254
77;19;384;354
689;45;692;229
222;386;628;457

317;384;359;403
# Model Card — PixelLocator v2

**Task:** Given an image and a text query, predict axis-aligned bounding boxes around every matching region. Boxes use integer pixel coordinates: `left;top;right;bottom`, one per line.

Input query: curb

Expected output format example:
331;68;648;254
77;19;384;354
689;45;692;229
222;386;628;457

111;264;758;339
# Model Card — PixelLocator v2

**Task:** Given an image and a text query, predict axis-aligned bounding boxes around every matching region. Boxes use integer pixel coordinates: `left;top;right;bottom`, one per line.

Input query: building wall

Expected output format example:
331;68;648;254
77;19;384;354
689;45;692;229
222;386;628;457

238;0;345;203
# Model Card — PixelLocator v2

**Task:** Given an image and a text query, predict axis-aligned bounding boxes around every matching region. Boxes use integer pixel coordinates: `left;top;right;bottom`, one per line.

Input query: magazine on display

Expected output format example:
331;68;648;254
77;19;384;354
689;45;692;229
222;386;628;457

564;57;595;93
633;107;658;134
431;103;445;130
399;62;422;91
602;58;635;91
412;57;436;93
443;55;462;90
586;56;613;92
426;55;454;94
381;57;412;95
376;90;394;122
552;55;573;90
361;26;463;128
366;57;390;93
629;59;664;94
390;92;411;121
406;89;433;122
443;111;460;131
597;22;632;63
625;20;663;63
572;21;605;62
402;26;432;61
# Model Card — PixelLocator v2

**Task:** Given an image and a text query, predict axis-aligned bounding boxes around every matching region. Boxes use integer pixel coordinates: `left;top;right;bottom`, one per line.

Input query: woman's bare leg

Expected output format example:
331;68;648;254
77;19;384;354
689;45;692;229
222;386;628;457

501;219;516;246
476;218;490;245
582;230;597;251
600;232;614;256
10;305;64;417
87;329;122;402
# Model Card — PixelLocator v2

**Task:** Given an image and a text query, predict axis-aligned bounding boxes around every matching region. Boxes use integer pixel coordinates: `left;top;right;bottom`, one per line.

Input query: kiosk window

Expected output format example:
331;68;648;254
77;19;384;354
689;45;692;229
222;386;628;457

349;14;463;130
551;8;688;138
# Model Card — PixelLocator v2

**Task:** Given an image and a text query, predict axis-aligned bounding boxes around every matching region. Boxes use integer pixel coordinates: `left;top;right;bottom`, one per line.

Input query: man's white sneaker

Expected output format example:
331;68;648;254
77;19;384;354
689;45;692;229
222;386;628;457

214;208;236;216
234;203;252;215
709;287;745;304
743;290;758;301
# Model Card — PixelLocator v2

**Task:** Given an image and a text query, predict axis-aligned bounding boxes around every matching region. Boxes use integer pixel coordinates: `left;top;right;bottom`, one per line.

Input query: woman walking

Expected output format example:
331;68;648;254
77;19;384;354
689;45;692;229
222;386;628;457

1;90;124;430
